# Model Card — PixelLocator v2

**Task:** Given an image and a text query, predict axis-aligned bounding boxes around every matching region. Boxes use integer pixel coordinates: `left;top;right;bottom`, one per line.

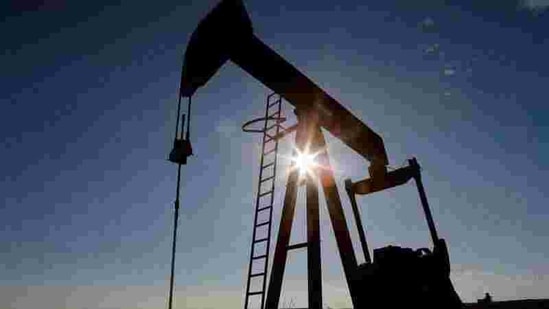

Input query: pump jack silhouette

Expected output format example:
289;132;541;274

174;0;465;308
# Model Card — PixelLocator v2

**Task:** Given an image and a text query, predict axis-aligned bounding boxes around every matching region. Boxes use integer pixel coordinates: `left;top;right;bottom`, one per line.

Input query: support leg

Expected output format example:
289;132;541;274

265;118;311;309
264;167;299;309
312;129;360;308
306;172;322;309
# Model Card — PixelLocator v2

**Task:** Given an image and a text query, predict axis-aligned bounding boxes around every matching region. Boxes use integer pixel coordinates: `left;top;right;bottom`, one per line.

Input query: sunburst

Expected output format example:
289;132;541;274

292;150;316;176
289;147;322;179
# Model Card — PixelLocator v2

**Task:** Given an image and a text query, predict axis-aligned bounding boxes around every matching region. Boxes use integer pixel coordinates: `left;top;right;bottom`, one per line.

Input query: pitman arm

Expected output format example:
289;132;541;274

179;0;389;174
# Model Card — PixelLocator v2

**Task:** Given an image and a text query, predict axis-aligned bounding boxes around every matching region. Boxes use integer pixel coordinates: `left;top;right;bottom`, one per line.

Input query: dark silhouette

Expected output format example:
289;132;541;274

465;298;549;309
176;1;549;309
352;242;462;308
179;0;395;307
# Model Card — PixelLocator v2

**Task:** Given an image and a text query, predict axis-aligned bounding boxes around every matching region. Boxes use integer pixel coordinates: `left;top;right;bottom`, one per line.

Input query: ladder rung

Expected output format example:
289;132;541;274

269;111;280;118
256;221;270;228
276;124;298;140
250;272;266;278
247;291;263;296
254;237;269;243
258;190;273;197
267;92;278;101
261;175;275;183
287;242;308;251
281;123;297;133
252;254;267;260
262;162;274;169
263;148;276;156
268;98;280;108
265;123;279;132
258;205;272;212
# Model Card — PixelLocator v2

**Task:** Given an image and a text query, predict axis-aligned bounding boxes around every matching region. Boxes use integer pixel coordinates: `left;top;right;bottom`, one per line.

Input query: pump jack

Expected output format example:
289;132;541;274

175;0;463;308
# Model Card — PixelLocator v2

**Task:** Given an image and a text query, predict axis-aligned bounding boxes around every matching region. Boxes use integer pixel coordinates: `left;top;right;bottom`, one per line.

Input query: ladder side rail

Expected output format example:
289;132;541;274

244;93;275;309
260;95;282;309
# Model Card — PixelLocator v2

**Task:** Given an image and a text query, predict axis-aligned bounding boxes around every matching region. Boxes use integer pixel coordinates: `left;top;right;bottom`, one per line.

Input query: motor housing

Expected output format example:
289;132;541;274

352;238;462;308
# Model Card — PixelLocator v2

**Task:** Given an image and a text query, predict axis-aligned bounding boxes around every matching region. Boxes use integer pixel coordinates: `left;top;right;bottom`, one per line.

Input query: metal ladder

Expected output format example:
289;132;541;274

244;93;284;309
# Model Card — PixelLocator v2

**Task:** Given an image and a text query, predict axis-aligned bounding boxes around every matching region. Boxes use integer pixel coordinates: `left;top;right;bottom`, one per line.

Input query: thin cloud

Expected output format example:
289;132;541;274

443;66;457;76
424;43;440;56
519;0;549;10
418;17;438;33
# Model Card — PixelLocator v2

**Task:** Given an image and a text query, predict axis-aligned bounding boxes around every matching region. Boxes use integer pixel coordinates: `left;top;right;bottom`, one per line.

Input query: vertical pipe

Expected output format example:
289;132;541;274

168;164;182;309
410;158;439;244
345;179;371;264
168;94;186;309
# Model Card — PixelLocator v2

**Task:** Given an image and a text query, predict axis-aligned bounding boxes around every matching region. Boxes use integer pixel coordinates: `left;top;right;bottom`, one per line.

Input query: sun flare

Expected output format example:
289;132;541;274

291;149;319;177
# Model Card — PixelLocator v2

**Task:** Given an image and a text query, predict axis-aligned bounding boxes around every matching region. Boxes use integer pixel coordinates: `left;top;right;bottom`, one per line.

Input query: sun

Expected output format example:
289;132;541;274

291;148;320;178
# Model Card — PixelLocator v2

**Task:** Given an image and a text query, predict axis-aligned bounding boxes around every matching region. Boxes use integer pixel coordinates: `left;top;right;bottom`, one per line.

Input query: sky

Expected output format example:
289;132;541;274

1;0;548;308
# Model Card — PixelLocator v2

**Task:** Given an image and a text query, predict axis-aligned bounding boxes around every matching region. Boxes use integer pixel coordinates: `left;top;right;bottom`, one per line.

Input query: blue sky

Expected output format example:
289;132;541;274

1;0;548;308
